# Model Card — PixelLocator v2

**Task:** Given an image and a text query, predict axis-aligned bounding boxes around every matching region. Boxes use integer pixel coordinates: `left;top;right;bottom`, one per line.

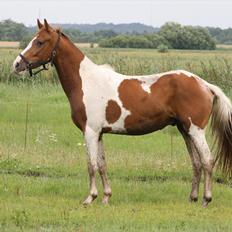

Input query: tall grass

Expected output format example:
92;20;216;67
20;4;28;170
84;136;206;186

1;48;232;92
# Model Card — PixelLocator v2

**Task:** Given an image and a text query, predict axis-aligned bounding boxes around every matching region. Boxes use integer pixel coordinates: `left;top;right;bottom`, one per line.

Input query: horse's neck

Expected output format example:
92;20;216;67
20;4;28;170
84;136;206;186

53;37;86;97
53;37;91;131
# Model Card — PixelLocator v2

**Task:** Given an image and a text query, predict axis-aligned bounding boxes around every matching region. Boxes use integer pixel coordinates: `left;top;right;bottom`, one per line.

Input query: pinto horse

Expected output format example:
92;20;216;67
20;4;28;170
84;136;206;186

13;19;232;207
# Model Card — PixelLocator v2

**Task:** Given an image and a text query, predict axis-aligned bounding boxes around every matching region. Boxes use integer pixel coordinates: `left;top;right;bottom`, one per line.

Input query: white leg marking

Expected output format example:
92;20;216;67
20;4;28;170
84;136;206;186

83;126;99;205
188;122;213;206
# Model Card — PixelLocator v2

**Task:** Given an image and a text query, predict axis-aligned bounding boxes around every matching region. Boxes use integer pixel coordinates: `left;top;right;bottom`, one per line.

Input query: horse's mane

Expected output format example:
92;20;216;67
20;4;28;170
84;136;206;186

55;28;70;41
55;28;114;71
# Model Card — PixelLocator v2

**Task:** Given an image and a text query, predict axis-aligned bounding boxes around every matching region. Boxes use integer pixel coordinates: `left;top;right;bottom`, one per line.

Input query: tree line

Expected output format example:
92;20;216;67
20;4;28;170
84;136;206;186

99;23;215;50
1;19;231;50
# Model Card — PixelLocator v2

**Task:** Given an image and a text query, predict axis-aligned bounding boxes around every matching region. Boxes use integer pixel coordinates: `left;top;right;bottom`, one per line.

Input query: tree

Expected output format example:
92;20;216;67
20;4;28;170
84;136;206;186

128;35;152;48
159;22;182;49
0;19;29;41
145;34;171;48
159;22;216;50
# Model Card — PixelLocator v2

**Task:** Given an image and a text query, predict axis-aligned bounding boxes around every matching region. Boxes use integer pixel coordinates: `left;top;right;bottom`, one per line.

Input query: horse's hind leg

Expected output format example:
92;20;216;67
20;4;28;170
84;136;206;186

178;127;202;202
97;138;112;204
188;123;214;207
184;135;202;202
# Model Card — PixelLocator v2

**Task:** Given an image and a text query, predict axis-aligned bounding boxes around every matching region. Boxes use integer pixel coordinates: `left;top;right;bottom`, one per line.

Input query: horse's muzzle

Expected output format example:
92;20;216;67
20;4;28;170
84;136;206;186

12;56;27;74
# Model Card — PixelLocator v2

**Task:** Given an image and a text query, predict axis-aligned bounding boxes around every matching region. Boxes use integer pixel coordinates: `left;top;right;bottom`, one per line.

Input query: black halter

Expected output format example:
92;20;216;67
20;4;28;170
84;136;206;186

19;31;61;77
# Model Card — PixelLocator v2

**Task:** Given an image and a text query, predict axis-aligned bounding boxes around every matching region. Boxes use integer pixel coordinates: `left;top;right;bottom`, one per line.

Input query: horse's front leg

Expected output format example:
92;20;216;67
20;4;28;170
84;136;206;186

83;127;99;205
97;138;112;204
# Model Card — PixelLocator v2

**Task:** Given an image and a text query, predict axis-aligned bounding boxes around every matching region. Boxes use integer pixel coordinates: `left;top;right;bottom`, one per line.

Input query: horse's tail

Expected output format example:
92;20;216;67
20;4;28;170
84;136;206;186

206;82;232;177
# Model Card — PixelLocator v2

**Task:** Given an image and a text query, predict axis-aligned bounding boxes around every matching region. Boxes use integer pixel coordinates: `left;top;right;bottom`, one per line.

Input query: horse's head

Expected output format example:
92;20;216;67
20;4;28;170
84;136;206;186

13;19;60;76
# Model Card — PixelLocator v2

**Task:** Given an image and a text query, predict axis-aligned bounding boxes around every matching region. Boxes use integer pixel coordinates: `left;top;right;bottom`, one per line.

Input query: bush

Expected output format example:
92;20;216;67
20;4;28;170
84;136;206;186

99;35;153;49
157;44;169;53
128;36;152;48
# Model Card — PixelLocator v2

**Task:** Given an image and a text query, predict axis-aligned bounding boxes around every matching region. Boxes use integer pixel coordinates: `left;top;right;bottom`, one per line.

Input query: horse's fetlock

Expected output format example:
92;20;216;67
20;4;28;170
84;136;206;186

203;195;212;204
190;195;198;202
91;193;98;199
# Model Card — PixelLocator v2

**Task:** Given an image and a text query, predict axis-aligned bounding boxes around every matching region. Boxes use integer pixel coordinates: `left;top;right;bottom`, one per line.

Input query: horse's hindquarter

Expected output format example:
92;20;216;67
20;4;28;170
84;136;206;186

167;73;214;130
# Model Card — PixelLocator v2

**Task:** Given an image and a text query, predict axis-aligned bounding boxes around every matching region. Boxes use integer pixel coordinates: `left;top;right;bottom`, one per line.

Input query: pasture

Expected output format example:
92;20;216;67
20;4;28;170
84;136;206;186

0;48;232;231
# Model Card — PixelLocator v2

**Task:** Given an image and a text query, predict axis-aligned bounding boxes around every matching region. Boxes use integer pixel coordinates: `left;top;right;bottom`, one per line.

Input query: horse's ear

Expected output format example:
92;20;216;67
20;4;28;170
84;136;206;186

44;19;50;31
37;19;43;29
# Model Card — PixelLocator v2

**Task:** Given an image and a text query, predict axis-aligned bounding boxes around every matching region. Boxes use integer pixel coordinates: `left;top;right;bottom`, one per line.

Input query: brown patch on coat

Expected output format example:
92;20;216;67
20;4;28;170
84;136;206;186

105;100;121;124
118;73;213;135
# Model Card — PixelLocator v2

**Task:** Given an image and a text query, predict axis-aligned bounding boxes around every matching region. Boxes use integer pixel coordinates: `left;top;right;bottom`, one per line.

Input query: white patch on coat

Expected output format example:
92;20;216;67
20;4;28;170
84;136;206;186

140;82;151;93
188;120;211;162
80;57;131;134
157;70;194;78
13;36;37;70
99;64;114;71
178;70;194;77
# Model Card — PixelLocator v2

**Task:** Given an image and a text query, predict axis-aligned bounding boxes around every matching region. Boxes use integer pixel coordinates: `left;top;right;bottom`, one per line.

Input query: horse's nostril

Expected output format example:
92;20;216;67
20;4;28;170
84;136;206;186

15;62;20;68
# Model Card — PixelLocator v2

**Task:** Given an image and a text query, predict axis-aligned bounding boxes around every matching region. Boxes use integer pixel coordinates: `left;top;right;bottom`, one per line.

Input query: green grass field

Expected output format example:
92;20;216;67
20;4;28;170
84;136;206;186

0;48;232;231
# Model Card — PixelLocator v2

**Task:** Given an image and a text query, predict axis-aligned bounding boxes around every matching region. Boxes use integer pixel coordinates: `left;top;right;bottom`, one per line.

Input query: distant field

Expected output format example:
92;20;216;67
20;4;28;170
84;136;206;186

1;41;231;50
0;41;19;48
74;43;98;48
0;48;232;231
216;44;232;49
0;41;97;48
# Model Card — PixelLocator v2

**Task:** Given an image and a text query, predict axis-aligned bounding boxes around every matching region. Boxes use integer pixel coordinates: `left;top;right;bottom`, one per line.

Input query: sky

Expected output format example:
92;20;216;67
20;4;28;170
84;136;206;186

0;0;232;28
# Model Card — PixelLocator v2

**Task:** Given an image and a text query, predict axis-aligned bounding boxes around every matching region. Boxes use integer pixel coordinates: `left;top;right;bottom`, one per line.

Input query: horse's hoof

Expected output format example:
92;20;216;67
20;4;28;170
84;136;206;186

202;196;212;207
102;191;112;205
83;194;97;206
189;196;198;203
102;195;111;205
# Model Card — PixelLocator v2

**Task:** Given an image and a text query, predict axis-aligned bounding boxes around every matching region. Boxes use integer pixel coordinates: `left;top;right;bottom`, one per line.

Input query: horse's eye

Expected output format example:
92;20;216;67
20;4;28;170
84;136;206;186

36;40;44;47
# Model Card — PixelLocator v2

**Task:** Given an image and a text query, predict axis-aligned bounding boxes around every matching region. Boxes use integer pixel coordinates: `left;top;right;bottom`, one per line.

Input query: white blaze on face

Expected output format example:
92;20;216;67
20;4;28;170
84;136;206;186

13;36;37;71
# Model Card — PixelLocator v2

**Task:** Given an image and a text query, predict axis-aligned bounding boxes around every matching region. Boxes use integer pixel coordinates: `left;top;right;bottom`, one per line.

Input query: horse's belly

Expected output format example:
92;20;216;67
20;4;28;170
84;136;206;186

103;113;173;135
124;116;173;135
